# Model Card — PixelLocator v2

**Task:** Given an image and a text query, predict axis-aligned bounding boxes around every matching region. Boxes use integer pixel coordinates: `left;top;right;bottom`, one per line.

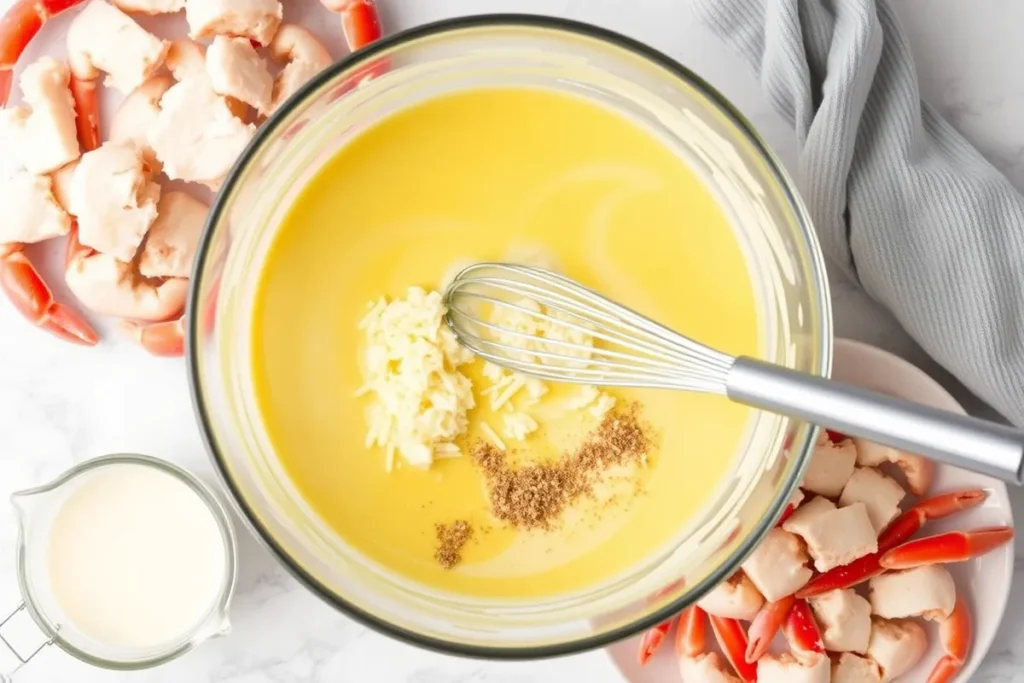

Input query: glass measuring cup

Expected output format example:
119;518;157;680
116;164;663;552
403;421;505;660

0;454;238;679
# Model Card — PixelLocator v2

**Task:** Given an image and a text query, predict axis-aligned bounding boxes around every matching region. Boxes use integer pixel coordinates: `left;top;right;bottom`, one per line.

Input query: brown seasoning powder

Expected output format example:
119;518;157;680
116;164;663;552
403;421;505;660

472;405;650;530
434;520;473;569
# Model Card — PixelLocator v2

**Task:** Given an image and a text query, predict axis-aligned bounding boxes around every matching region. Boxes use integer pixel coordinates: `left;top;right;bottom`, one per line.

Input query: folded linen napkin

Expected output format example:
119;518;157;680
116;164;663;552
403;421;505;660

692;0;1024;426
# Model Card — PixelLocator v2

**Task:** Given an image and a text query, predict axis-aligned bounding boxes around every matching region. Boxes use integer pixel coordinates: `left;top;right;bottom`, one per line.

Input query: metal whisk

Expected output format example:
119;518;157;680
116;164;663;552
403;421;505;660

443;263;1024;485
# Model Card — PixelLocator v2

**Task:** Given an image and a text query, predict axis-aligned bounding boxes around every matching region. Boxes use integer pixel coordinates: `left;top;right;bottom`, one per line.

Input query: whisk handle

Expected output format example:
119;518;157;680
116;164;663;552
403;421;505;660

727;357;1024;484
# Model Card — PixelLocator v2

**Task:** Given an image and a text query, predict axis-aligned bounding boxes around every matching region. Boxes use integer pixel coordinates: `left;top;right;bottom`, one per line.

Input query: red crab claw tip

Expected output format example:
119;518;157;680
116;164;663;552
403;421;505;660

636;618;673;666
880;526;1014;570
708;615;757;682
745;595;794;663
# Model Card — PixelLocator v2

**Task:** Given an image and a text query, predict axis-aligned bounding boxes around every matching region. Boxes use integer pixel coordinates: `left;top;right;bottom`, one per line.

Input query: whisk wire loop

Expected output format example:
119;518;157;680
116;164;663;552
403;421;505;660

443;263;735;393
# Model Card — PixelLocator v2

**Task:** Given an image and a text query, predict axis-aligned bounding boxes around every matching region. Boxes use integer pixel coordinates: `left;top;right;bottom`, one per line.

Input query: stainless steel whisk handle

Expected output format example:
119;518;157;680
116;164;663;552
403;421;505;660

728;357;1024;485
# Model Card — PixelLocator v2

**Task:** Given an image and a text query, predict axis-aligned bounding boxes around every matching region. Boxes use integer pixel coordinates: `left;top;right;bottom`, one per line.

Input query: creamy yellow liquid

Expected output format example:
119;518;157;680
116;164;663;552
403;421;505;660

253;87;760;598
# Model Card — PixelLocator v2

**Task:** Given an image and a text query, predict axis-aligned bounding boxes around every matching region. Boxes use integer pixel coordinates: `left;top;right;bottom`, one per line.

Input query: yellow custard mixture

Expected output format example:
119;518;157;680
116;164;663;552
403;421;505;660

252;87;760;598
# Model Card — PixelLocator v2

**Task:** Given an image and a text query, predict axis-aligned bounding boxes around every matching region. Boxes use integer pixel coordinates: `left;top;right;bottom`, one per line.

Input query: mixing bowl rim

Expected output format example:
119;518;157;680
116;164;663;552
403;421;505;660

186;13;833;660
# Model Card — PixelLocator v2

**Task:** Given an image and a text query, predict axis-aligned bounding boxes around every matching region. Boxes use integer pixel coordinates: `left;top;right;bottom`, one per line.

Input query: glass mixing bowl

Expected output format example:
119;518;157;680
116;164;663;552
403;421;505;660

187;15;832;658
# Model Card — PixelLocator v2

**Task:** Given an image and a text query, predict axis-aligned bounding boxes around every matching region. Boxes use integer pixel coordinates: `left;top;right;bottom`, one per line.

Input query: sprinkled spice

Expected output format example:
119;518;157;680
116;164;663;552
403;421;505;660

434;520;473;569
472;405;650;530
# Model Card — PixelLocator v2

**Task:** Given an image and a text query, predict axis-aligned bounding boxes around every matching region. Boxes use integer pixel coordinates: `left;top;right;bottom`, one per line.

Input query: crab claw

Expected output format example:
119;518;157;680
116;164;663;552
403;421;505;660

797;489;988;599
675;604;705;658
745;595;794;663
637;618;674;666
878;489;988;550
709;615;757;682
0;0;89;105
880;525;1014;570
928;595;971;683
783;598;825;658
0;250;98;345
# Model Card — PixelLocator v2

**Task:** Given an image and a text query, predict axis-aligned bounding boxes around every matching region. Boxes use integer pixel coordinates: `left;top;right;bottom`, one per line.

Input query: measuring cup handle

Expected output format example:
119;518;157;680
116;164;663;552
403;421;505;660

0;603;52;681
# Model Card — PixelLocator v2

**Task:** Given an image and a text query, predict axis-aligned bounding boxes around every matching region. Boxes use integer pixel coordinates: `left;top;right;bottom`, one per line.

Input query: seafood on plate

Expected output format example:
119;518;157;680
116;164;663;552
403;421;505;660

635;431;1013;683
0;0;384;354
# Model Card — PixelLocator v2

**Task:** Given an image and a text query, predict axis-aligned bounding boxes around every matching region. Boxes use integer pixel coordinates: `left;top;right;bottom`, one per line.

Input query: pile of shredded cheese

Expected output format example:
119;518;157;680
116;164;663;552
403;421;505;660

356;287;475;471
355;246;619;470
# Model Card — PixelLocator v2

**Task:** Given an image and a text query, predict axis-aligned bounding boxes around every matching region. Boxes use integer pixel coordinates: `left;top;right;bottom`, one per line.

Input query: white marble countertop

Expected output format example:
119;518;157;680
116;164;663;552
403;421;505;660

2;0;1023;681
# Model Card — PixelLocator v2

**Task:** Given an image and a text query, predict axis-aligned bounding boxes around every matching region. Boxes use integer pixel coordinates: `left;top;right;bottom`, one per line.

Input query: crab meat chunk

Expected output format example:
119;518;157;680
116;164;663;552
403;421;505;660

0;57;80;174
166;39;207;81
110;75;174;174
0;172;72;245
269;24;333;112
139;192;208;278
757;652;830;683
680;654;741;683
67;0;168;94
801;433;857;497
808;588;871;653
185;0;282;46
696;573;764;621
49;160;78;212
111;0;185;13
206;36;273;115
65;253;188;320
865;617;928;682
147;76;256;188
783;496;877;572
868;565;955;620
831;653;883;683
69;142;160;262
740;528;812;602
839;467;906;534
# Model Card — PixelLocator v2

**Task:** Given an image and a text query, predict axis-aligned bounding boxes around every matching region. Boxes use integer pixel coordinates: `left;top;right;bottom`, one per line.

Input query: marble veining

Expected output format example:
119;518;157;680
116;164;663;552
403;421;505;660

1;0;1023;680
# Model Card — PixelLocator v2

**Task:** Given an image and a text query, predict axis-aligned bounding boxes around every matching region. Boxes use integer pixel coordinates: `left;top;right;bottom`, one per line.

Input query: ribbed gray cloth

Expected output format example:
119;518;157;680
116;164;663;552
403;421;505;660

692;0;1024;426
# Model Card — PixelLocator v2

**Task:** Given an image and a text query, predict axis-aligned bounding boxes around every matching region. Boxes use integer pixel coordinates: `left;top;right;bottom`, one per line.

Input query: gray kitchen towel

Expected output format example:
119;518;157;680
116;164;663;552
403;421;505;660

692;0;1024;426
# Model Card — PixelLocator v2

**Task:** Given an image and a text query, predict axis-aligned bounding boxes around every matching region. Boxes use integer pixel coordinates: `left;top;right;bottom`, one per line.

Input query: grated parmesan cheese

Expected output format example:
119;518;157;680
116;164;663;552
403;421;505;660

357;287;475;470
480;422;506;451
503;412;539;441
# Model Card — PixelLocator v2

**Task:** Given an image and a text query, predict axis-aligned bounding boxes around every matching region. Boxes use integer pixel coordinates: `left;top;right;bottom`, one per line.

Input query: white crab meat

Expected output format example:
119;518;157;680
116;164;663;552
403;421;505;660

680;653;741;683
269;24;333;111
166;39;208;81
110;75;175;173
206;36;273;115
49;160;78;212
139;192;208;278
853;438;900;467
808;588;872;653
65;253;189;320
839;467;906;534
865;617;928;682
0;172;72;245
69;142;160;262
831;653;883;683
801;434;858;497
696;573;764;621
757;652;830;683
740;528;812;602
66;0;168;94
185;0;282;46
148;76;256;188
111;0;185;13
868;565;956;620
0;57;80;174
782;497;877;572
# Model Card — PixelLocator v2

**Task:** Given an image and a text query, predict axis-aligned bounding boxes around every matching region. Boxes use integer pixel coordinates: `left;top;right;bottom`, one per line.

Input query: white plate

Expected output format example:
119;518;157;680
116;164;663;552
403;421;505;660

605;338;1014;683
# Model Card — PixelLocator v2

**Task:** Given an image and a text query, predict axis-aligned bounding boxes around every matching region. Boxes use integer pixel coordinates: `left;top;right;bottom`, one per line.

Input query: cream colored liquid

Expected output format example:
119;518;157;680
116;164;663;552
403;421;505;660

47;464;227;648
252;87;760;598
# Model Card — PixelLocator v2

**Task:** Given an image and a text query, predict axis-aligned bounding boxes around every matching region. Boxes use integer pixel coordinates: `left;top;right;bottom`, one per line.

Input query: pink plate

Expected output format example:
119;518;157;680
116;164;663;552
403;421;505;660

604;338;1014;683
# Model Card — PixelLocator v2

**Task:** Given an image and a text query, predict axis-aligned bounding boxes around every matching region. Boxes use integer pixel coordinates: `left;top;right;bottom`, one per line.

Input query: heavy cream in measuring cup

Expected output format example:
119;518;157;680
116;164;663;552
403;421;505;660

45;463;228;649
